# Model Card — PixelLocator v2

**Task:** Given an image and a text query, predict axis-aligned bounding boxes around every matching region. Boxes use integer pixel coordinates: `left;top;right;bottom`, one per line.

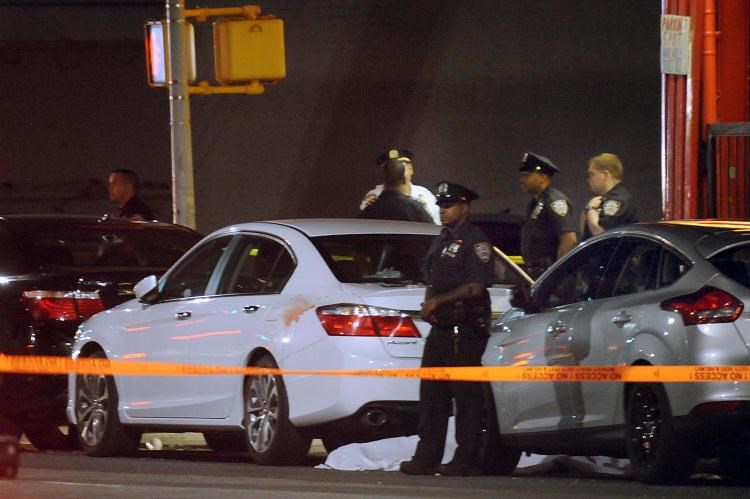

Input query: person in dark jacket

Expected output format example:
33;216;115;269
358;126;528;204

519;152;578;279
580;153;638;240
107;168;156;221
399;181;494;476
358;158;433;223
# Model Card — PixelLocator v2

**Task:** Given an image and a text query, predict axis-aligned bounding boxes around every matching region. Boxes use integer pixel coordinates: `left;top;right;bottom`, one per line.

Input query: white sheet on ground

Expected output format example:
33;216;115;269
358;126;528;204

316;416;630;475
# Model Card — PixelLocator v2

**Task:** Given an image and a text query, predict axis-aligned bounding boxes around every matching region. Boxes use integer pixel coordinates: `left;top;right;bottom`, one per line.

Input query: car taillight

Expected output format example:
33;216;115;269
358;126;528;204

316;304;421;337
660;286;743;326
21;290;105;321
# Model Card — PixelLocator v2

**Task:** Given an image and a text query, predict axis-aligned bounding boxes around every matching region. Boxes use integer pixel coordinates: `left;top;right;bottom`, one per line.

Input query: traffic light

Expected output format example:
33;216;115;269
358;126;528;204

213;18;286;84
144;20;197;87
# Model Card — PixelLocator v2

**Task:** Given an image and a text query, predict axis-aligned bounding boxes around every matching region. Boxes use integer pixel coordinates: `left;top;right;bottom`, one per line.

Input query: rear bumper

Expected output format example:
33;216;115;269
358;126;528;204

673;402;750;455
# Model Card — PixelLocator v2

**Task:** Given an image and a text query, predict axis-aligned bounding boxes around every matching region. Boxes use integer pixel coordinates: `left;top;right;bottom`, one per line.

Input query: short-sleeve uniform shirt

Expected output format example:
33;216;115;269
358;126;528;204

521;187;577;265
582;183;638;240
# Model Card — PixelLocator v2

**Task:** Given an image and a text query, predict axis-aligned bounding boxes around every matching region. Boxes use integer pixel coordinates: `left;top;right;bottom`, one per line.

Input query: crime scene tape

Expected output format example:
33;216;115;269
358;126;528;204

1;355;750;382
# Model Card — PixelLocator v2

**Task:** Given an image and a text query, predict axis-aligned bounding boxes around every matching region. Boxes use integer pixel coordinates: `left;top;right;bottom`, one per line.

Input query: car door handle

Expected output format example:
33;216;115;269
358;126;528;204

175;311;192;320
546;321;568;337
612;311;632;326
243;305;260;313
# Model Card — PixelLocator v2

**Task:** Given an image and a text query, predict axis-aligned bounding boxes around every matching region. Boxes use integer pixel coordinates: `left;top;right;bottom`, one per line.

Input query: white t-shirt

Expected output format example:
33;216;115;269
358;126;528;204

359;184;440;224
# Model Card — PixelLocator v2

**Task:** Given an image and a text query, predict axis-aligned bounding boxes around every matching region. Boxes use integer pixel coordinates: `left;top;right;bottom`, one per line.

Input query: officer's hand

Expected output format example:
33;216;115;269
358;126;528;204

420;299;439;324
586;196;603;210
359;193;379;210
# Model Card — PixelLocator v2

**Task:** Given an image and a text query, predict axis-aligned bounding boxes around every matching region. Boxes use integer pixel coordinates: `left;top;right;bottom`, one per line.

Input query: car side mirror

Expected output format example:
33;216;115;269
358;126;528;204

134;274;159;303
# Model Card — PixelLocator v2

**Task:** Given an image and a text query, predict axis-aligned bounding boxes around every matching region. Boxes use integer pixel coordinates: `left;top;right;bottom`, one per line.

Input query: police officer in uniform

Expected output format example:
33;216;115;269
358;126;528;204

358;158;433;222
519;152;578;279
400;181;494;476
580;153;637;240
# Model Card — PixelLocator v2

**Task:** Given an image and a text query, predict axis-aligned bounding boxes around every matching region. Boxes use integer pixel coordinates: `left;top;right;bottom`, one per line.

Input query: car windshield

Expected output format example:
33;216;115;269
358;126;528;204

709;243;750;289
313;234;432;284
7;221;201;271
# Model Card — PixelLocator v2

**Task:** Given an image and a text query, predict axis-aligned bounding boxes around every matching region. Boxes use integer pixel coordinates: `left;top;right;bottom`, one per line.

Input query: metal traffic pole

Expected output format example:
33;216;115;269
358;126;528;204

165;0;196;228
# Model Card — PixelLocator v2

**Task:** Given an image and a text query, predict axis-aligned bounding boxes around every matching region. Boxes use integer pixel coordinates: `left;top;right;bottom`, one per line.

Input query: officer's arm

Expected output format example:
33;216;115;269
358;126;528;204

557;231;578;259
420;282;486;323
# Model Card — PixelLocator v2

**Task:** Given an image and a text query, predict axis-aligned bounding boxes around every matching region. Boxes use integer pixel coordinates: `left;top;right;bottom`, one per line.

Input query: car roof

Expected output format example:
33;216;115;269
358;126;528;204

220;218;442;238
0;214;199;234
602;220;750;259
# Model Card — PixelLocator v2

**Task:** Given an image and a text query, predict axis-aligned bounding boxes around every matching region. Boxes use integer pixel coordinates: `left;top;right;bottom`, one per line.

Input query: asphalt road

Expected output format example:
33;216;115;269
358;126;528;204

4;436;749;498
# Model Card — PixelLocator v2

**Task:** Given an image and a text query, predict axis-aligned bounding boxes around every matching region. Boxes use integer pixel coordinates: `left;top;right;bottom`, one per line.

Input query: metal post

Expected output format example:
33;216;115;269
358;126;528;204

166;0;196;228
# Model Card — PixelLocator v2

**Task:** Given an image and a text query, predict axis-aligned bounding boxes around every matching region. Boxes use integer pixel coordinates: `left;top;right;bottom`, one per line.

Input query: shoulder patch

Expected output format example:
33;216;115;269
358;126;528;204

474;242;492;263
602;199;622;216
550;199;569;216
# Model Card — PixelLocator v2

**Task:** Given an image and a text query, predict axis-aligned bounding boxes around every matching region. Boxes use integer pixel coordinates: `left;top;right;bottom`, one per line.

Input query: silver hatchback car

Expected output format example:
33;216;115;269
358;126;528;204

482;220;750;484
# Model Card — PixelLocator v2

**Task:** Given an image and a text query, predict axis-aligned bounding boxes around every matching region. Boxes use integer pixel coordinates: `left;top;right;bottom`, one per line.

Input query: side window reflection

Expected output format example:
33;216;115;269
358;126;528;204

218;236;295;295
160;236;232;300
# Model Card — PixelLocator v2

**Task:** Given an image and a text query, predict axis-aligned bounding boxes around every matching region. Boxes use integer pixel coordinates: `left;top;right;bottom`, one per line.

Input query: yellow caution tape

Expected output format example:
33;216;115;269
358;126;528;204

1;355;750;382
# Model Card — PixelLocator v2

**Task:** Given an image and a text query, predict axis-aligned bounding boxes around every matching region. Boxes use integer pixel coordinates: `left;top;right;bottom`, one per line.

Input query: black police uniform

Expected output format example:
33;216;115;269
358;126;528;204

519;153;577;279
407;183;494;473
581;183;637;240
357;190;433;223
117;195;156;221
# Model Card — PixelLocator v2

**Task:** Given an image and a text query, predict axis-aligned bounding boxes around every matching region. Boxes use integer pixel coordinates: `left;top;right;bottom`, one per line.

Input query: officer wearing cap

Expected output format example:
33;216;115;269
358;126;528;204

400;181;494;477
359;149;441;224
519;152;578;279
580;153;638;240
358;158;433;222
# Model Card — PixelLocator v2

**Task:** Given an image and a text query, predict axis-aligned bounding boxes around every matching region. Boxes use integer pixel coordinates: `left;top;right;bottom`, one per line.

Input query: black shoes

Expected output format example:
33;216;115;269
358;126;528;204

399;460;438;475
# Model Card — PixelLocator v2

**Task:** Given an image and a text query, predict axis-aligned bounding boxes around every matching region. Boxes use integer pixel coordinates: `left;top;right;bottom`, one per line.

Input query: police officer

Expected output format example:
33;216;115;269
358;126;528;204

359;149;441;224
400;181;494;476
519;152;578;279
107;168;156;221
358;158;433;222
580;153;638;240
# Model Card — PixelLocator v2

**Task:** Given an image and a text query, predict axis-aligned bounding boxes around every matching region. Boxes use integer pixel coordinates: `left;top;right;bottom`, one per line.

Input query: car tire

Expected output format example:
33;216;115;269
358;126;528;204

74;351;141;456
203;431;248;452
624;382;694;483
24;423;78;451
479;384;521;475
243;354;311;465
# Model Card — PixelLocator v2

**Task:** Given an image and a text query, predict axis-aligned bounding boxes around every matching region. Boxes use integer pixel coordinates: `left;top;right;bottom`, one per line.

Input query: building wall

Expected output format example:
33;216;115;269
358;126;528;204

0;0;661;233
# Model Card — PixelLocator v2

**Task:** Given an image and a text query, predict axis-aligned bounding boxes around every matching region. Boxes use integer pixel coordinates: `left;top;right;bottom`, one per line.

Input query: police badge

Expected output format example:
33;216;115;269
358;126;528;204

474;242;492;263
550;199;569;216
602;199;622;216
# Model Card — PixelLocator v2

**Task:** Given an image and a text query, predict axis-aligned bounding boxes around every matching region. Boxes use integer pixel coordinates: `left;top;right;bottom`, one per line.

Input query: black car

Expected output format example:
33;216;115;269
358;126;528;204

0;215;201;449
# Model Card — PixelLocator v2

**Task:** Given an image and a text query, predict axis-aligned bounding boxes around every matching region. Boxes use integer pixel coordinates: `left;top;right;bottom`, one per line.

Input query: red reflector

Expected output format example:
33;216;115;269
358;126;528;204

690;401;741;416
22;290;105;321
317;304;421;338
660;286;743;326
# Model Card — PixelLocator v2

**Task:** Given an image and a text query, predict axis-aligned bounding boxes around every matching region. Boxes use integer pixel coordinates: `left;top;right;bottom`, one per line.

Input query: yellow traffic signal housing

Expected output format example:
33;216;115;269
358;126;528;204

144;20;197;87
213;17;286;84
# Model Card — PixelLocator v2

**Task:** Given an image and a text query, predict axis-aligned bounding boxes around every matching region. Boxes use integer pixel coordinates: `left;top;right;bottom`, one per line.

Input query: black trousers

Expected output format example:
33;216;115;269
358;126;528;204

412;325;488;466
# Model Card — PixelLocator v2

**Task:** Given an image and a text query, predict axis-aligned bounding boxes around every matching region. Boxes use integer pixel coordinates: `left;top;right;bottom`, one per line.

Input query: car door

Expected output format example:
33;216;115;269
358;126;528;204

580;236;691;424
495;238;618;433
118;235;234;419
186;233;298;419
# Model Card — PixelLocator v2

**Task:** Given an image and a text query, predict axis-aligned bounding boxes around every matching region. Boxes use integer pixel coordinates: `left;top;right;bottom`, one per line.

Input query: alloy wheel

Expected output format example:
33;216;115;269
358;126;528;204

628;385;662;465
75;373;110;447
245;373;280;453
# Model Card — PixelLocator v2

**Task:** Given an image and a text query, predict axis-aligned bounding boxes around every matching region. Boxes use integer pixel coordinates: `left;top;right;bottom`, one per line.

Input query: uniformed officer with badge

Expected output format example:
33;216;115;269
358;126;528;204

400;182;494;477
581;153;638;240
519;152;578;279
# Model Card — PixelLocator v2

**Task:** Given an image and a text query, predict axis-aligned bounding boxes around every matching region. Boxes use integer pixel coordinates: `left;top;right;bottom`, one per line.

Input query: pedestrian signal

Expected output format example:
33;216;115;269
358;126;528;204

144;20;197;87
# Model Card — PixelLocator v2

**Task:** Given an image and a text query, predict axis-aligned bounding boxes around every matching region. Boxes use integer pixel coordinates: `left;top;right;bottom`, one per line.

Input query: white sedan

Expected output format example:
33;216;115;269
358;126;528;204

67;219;529;465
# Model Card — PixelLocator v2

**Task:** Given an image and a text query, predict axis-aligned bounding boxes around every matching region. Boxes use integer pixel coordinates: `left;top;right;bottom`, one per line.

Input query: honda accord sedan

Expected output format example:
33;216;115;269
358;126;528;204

0;215;201;450
67;218;529;465
482;220;750;483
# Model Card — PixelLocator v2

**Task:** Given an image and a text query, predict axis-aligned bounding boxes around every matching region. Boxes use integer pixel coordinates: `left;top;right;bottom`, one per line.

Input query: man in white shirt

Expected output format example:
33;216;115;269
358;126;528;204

359;149;440;224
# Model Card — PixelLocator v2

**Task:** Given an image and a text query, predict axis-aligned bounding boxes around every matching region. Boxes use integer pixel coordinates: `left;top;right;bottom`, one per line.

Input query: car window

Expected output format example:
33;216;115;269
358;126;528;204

217;235;295;295
160;236;233;300
534;238;618;309
609;238;662;296
709;243;750;289
313;234;433;284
